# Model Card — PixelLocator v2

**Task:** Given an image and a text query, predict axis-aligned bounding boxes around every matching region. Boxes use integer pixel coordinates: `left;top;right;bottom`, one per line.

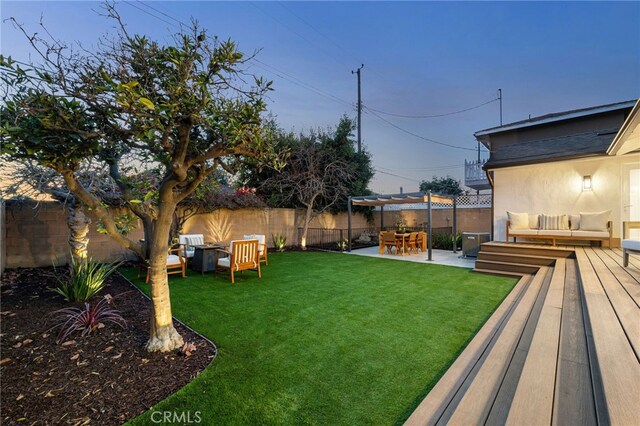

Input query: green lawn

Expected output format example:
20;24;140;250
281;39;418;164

121;252;516;425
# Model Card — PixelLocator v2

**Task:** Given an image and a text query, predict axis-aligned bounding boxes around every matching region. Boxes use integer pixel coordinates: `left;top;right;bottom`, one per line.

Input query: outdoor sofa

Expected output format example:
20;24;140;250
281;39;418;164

506;211;612;247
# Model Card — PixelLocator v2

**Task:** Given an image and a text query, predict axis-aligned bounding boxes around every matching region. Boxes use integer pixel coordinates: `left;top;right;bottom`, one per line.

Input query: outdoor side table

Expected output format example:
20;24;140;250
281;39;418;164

192;244;224;274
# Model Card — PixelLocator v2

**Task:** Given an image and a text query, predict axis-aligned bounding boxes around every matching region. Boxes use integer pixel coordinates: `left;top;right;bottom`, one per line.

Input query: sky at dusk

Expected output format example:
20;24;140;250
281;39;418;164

2;1;639;194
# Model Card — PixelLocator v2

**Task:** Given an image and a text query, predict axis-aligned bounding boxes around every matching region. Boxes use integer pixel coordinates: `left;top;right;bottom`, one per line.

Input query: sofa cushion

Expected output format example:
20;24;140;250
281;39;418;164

509;228;539;236
571;230;609;238
507;211;529;230
528;214;540;230
579;211;610;232
538;230;571;237
622;239;640;251
541;214;569;230
570;214;580;230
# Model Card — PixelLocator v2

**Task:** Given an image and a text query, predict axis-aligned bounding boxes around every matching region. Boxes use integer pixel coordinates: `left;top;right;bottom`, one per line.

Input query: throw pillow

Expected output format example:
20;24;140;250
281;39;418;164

541;214;569;230
580;211;611;231
507;211;529;230
569;214;580;230
528;214;540;230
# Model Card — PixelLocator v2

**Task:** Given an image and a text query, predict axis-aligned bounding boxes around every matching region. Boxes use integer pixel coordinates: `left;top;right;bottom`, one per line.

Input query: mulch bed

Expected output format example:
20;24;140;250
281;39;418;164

0;268;216;425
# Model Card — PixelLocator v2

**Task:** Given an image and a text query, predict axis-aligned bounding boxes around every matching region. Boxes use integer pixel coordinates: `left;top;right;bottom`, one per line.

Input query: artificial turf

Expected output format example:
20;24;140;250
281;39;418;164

121;251;516;425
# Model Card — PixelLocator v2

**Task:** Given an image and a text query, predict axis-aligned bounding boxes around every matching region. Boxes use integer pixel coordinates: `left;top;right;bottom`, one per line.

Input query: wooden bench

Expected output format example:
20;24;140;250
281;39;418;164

506;220;613;247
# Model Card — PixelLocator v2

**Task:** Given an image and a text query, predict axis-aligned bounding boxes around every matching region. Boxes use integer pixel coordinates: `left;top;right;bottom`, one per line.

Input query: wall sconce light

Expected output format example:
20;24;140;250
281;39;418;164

583;175;592;191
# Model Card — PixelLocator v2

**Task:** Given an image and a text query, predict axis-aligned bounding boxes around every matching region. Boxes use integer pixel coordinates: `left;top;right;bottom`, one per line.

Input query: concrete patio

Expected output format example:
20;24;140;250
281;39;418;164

347;246;476;268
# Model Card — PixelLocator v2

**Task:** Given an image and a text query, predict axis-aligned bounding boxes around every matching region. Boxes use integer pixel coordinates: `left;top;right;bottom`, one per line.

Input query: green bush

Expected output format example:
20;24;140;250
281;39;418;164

53;257;122;302
431;232;462;250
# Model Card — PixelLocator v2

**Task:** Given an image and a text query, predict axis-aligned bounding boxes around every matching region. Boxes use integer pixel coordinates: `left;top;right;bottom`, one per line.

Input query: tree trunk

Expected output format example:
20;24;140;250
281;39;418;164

299;202;315;250
141;216;156;260
144;202;184;352
66;203;91;264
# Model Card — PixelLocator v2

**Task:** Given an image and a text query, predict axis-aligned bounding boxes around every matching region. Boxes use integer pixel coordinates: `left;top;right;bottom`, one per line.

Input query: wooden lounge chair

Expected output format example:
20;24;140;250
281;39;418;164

215;239;262;284
382;231;398;255
145;246;186;283
244;234;268;265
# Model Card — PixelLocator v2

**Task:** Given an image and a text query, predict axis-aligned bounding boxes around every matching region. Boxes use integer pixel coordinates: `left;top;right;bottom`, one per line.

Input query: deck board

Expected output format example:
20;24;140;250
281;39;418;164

485;267;554;425
583;247;640;360
404;275;532;426
442;268;549;425
553;258;597;426
406;246;640;426
574;248;640;425
591;248;640;307
505;259;565;426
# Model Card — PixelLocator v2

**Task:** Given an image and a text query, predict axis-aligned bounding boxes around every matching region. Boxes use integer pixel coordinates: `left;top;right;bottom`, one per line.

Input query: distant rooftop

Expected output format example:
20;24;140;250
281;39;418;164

475;99;636;137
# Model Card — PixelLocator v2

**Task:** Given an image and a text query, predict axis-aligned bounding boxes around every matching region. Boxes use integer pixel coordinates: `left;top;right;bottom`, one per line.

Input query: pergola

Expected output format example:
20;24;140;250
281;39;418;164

347;191;457;261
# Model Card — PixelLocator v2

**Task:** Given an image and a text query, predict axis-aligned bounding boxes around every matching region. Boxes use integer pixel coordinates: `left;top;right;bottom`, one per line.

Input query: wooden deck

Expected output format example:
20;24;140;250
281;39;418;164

406;243;640;426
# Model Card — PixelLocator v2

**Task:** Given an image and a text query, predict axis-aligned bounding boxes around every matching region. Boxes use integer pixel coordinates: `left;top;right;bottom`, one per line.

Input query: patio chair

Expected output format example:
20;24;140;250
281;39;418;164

244;234;268;265
407;232;419;254
145;246;186;283
178;234;206;264
416;232;427;252
382;231;397;255
622;221;640;267
215;239;261;284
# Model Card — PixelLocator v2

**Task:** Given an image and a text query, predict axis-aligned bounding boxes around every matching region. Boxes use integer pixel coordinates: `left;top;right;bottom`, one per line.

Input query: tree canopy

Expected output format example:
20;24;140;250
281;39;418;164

0;3;278;352
419;176;465;196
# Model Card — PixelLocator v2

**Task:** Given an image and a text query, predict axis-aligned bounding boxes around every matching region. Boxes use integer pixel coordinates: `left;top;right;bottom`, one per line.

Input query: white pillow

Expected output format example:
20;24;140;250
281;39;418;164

541;214;569;230
507;211;529;230
528;214;540;230
579;211;610;232
569;214;580;231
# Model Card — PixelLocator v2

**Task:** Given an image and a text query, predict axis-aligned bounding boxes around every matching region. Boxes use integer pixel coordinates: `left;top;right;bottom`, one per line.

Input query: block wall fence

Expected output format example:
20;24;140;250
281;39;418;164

2;201;491;269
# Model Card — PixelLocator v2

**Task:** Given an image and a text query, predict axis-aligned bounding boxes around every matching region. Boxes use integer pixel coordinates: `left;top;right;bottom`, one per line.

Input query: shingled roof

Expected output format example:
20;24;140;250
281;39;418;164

475;100;636;136
483;128;619;169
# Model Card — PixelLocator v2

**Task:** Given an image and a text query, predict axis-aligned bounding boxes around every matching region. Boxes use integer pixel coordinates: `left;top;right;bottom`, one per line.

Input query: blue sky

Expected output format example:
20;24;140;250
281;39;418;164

2;1;639;193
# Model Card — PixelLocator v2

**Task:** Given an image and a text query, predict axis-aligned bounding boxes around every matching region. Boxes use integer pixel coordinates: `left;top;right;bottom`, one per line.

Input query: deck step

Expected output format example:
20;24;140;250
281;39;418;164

404;274;534;426
472;268;524;278
480;242;574;258
475;259;541;275
441;267;552;425
505;259;566;425
477;251;558;266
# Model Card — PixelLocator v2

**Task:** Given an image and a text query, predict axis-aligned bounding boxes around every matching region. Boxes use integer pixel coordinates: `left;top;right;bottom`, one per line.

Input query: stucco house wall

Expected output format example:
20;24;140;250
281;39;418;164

492;153;640;245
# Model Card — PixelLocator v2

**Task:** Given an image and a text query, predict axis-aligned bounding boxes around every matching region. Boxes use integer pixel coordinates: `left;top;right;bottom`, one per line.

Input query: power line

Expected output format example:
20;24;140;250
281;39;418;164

363;106;476;152
251;59;353;108
365;97;499;119
374;169;421;183
124;1;354;111
377;164;463;172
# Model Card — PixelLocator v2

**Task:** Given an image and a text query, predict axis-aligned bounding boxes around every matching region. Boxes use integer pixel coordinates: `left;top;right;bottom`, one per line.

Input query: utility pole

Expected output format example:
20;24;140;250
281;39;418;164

498;88;503;126
352;64;364;153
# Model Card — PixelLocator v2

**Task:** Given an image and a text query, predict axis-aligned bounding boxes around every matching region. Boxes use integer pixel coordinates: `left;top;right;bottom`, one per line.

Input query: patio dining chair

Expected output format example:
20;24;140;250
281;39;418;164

382;231;397;255
407;232;419;254
215;239;262;284
416;232;427;252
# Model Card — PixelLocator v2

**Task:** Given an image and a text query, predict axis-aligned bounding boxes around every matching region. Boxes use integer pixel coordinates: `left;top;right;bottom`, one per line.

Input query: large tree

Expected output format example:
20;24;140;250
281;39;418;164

1;5;276;351
241;117;372;248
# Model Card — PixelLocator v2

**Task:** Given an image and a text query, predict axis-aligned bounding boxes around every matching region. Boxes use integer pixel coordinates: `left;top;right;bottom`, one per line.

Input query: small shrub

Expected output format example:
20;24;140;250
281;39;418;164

336;239;348;251
272;234;287;252
53;257;123;303
50;295;126;343
431;232;462;250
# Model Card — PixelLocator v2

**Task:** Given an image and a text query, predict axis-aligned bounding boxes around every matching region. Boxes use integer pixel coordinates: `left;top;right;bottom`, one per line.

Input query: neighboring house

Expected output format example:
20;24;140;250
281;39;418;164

475;98;640;247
